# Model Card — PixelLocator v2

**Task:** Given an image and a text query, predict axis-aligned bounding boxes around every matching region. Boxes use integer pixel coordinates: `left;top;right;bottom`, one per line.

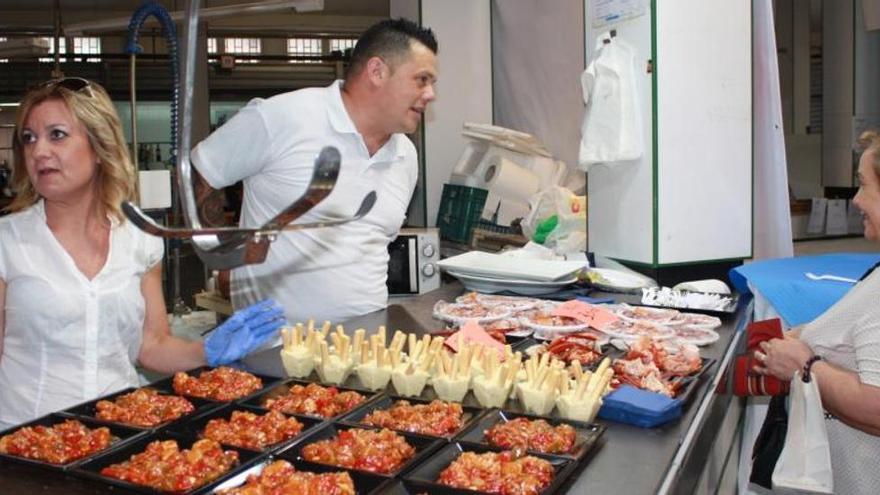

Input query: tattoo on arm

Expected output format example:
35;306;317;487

194;170;228;227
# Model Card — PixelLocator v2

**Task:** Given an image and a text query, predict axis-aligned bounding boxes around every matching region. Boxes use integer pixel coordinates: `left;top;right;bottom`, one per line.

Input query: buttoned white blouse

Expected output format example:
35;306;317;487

0;200;163;428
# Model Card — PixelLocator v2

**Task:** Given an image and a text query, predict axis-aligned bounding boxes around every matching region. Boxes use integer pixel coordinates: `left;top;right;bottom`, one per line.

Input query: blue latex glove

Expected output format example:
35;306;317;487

204;299;287;366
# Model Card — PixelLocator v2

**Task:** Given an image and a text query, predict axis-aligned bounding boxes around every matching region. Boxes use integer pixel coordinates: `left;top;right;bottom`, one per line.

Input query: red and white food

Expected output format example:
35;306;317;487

301;428;415;474
538;332;604;366
437;450;555;495
95;388;195;427
100;439;238;492
360;400;464;437
601;319;675;341
484;417;577;454
0;419;115;464
203;409;304;450
668;312;722;329
613;305;679;324
456;292;540;312
668;324;720;346
612;337;703;397
173;367;263;401
433;301;512;324
217;460;355;495
263;383;365;418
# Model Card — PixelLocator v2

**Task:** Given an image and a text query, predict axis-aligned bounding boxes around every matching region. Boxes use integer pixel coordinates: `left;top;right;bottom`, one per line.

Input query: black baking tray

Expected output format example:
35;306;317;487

210;457;392;494
402;442;575;495
277;423;443;478
0;413;147;471
337;395;487;439
149;366;281;403
672;357;717;405
514;336;612;370
60;386;220;430
166;403;324;454
70;430;264;495
241;378;382;421
455;410;605;461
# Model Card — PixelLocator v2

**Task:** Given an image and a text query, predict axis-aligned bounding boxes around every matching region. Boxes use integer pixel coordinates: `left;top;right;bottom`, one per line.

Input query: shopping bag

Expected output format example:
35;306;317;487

771;371;833;493
749;395;788;489
733;319;790;397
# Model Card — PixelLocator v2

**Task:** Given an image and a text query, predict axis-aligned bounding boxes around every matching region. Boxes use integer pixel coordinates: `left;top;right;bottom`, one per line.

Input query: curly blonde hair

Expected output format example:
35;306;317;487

858;129;880;181
6;78;136;221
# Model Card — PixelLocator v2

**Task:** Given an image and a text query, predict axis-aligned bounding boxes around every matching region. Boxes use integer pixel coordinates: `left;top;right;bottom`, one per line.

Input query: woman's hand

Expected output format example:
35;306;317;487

755;335;813;381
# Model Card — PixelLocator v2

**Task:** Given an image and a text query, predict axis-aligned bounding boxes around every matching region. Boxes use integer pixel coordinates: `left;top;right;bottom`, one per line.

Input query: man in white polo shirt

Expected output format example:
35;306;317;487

191;19;438;323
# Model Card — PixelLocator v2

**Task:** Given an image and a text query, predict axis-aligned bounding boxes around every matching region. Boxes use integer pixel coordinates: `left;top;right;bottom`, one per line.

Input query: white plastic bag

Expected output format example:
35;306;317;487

578;32;643;170
772;371;833;494
521;186;586;256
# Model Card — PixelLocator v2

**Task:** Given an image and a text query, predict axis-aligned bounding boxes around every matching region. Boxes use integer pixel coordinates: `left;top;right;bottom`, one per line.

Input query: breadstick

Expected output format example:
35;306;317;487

320;321;331;337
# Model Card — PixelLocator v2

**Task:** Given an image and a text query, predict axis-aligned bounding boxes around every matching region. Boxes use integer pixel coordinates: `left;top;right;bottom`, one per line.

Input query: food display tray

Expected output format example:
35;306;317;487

276;423;443;478
337;395;488;440
401;442;576;495
166;403;324;454
633;290;740;316
210;457;392;494
455;409;605;462
241;378;383;421
71;430;264;495
672;357;717;406
0;413;148;471
60;386;220;431
149;366;282;404
514;336;611;370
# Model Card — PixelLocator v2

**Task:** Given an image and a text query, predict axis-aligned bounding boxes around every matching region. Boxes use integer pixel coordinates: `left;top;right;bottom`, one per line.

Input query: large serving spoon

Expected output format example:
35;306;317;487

123;146;377;269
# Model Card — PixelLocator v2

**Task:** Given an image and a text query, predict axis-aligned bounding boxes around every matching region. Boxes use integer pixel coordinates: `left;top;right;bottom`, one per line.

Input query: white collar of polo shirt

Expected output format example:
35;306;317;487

327;80;407;164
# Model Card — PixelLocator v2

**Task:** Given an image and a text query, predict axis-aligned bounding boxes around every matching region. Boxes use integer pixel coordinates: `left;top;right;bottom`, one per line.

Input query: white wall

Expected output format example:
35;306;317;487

655;0;752;263
586;9;655;264
420;0;493;227
823;0;855;187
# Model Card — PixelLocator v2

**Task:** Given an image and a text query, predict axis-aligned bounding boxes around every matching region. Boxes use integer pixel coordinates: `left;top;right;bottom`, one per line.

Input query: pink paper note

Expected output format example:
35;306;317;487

552;300;619;330
444;319;506;356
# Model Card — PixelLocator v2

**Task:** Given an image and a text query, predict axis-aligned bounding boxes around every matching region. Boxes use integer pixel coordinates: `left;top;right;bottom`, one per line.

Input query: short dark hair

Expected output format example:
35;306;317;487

345;18;437;80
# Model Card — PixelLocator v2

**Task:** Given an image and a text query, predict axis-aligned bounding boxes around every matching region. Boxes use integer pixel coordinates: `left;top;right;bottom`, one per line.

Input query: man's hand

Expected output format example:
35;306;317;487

203;299;287;366
194;168;229;227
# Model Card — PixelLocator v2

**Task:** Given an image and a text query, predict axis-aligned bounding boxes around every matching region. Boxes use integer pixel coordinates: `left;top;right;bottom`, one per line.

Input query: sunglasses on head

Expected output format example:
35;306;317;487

35;77;94;97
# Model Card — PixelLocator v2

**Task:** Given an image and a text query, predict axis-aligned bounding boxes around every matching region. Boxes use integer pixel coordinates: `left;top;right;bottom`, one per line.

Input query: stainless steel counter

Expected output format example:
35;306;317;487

0;280;749;494
242;280;751;495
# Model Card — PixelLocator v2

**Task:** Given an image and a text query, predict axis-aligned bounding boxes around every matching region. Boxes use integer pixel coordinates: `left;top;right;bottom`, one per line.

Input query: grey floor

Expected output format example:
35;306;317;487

793;236;877;255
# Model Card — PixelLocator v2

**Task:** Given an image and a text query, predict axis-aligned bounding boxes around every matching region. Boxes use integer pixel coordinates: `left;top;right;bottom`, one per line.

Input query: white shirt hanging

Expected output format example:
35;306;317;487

578;32;643;170
0;201;163;428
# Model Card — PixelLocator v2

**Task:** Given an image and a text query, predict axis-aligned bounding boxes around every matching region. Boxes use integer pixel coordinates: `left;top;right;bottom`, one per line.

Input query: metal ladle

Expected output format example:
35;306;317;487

122;0;376;270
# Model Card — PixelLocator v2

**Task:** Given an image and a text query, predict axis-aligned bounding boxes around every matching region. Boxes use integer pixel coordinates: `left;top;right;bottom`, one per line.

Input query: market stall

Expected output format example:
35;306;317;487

0;280;748;494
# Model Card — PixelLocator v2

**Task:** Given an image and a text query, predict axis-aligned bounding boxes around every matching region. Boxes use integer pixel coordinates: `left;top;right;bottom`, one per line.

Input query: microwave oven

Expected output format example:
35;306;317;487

387;228;441;296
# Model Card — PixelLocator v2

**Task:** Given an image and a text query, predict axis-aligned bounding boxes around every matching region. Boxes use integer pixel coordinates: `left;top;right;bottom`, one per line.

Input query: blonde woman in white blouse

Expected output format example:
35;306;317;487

0;78;283;428
755;130;880;494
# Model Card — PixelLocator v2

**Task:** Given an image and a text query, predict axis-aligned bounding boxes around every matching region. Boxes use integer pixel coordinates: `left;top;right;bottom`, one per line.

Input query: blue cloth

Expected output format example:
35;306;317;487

576;295;616;304
729;253;880;327
598;385;682;428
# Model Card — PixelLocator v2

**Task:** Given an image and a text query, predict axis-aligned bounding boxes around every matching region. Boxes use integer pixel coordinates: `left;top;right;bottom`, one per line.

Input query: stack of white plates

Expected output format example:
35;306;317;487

438;251;586;296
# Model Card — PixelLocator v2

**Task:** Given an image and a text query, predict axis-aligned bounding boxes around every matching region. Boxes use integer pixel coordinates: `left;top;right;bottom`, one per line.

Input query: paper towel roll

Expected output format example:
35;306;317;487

138;170;172;210
483;156;541;203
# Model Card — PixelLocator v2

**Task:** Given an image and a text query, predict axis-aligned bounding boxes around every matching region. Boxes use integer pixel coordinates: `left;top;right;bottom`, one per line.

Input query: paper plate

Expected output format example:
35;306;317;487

439;251;586;282
586;268;655;293
447;271;577;297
